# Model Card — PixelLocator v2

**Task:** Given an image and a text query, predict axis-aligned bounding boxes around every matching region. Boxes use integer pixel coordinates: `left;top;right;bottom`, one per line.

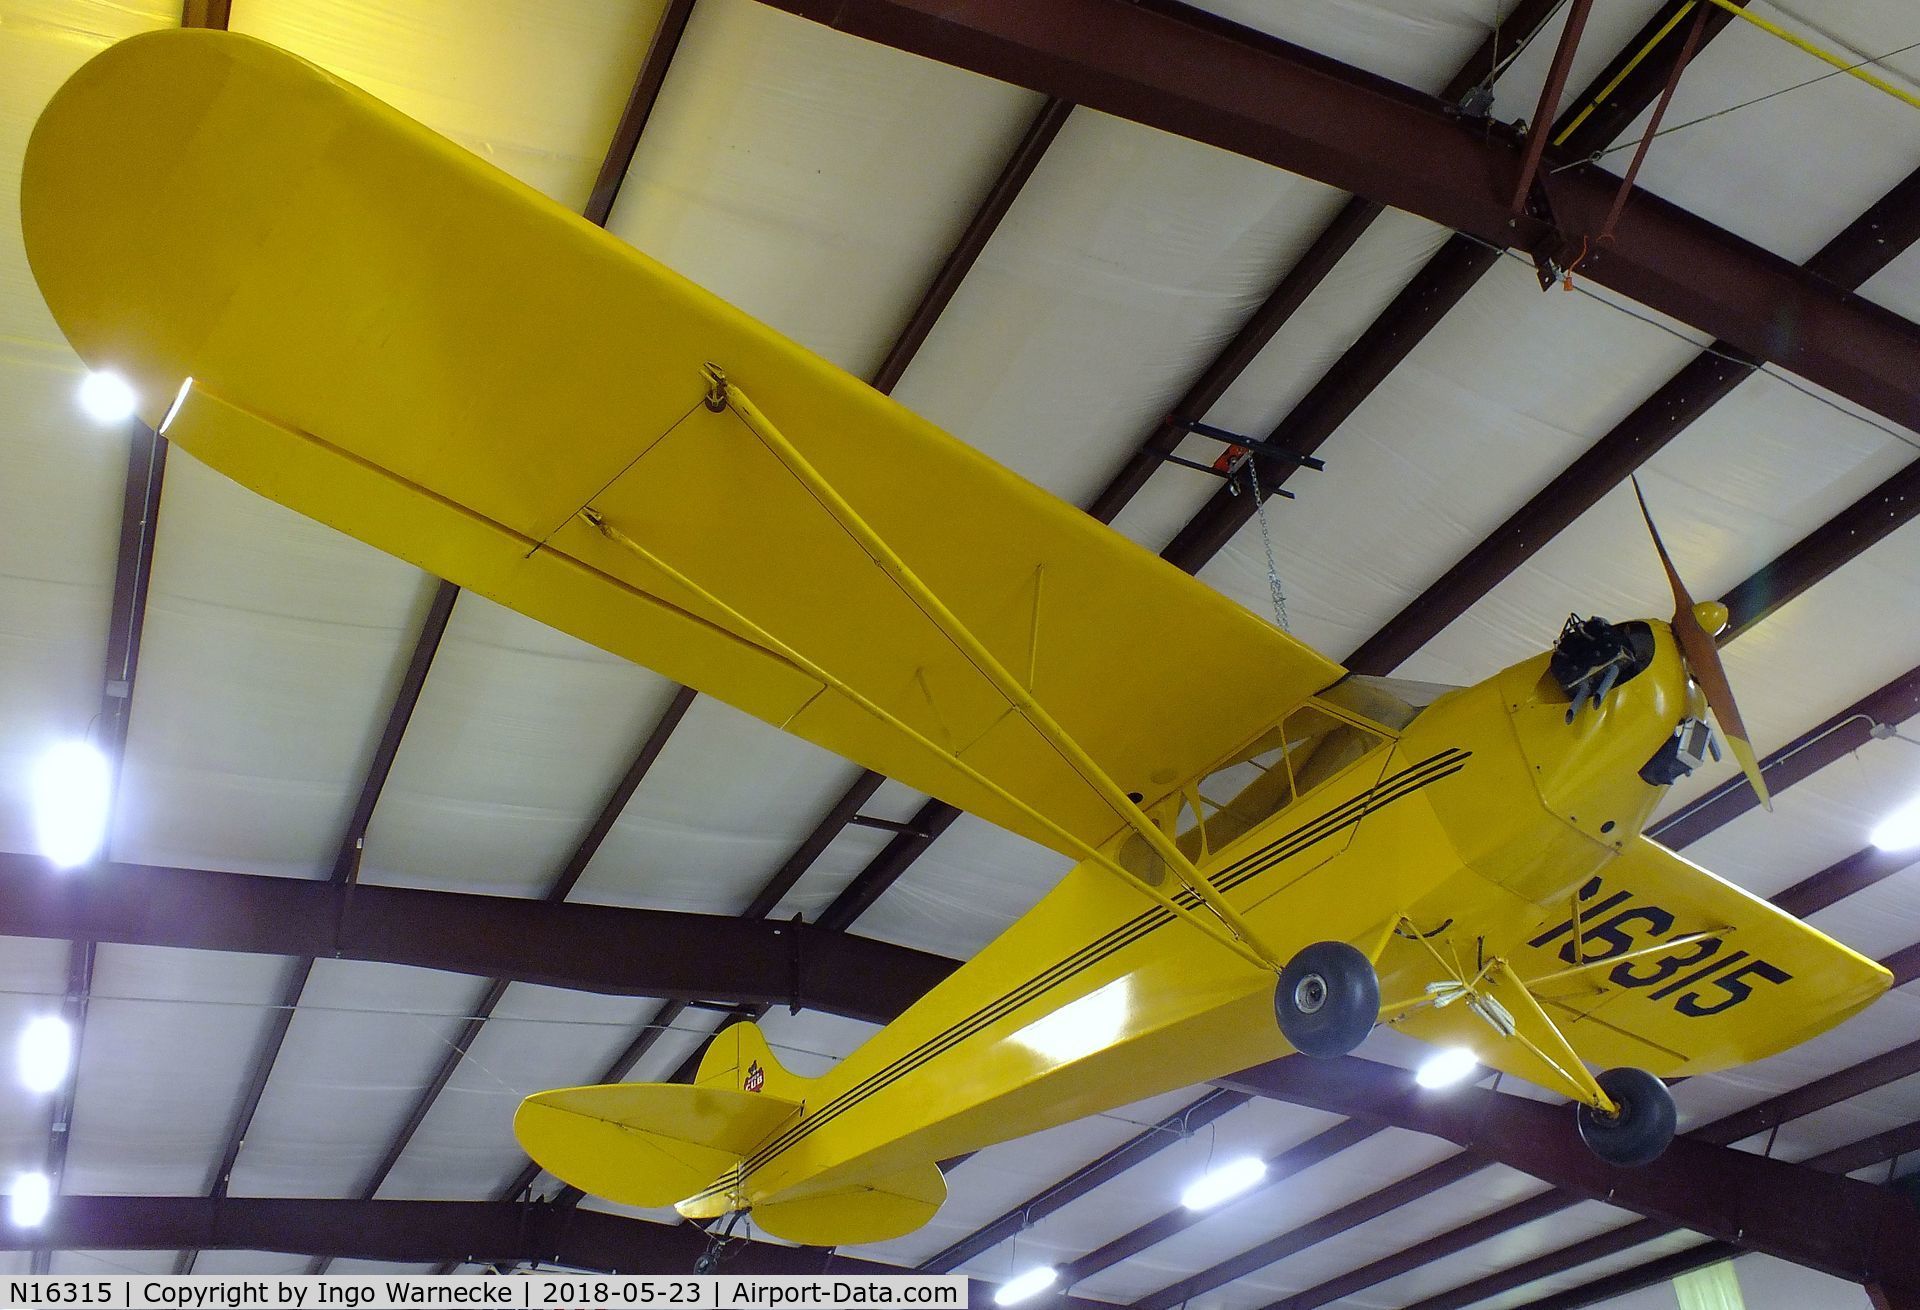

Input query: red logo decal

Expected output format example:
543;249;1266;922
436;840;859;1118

744;1060;765;1093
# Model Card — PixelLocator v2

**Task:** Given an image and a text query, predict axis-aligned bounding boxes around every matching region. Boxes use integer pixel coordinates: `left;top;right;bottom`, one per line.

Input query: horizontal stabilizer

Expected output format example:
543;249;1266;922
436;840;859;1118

514;1083;798;1209
749;1162;947;1246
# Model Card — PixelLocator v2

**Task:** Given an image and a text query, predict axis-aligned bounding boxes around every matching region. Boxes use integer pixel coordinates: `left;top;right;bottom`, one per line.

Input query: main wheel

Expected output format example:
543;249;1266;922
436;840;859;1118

1275;941;1379;1057
1576;1067;1676;1167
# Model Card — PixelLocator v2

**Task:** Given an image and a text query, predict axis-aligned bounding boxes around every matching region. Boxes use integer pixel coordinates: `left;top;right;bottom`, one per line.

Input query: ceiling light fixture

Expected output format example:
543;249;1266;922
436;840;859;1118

77;371;137;424
994;1267;1059;1306
1415;1046;1479;1089
8;1172;50;1228
31;740;111;869
1180;1155;1268;1210
18;1015;71;1094
1871;795;1920;853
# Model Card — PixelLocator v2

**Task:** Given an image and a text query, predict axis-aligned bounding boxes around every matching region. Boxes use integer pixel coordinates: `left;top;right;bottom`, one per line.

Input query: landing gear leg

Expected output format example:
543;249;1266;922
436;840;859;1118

1275;941;1380;1057
694;1211;747;1273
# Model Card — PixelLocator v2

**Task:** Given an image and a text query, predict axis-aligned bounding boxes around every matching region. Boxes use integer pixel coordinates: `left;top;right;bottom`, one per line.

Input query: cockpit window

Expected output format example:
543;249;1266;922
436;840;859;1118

1179;704;1385;855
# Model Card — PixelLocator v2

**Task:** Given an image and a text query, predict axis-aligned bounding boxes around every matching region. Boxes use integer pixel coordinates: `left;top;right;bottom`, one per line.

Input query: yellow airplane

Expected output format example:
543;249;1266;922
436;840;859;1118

23;30;1890;1249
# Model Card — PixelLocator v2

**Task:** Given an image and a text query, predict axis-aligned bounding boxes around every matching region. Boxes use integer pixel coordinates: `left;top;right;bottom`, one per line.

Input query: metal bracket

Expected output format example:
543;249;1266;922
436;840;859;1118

702;362;730;413
1518;171;1567;291
1175;419;1326;471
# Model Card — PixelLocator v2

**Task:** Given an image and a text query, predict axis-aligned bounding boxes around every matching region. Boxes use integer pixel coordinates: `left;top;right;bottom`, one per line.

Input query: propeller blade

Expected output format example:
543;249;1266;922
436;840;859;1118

1630;478;1772;810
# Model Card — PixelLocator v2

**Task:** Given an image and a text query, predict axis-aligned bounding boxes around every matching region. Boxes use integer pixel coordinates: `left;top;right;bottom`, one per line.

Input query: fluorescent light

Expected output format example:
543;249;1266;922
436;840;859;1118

18;1015;71;1094
1415;1047;1479;1089
1180;1155;1268;1210
77;371;137;424
8;1172;50;1228
994;1268;1058;1306
31;740;111;869
1871;796;1920;852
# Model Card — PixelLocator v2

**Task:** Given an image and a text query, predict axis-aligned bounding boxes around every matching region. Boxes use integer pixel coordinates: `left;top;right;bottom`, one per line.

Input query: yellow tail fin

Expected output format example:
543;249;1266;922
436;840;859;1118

696;1020;811;1100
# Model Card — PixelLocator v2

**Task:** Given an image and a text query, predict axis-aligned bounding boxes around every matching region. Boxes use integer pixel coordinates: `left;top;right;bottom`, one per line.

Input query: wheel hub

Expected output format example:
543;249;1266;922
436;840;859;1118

1294;974;1327;1014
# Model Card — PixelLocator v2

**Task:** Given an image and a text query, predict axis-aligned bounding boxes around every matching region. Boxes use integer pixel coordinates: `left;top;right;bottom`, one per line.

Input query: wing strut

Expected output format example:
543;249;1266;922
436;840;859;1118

589;364;1287;974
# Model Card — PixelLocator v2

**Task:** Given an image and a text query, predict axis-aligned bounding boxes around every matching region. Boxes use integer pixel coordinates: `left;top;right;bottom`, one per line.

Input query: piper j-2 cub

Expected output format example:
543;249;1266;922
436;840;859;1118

24;30;1890;1250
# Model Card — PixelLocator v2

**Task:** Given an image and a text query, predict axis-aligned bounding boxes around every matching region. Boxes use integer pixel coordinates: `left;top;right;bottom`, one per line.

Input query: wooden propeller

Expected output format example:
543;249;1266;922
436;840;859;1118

1632;478;1772;810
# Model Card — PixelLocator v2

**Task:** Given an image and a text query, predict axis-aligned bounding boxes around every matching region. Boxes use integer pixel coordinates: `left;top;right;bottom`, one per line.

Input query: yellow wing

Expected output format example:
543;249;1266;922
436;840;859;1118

1399;836;1891;1080
22;30;1341;856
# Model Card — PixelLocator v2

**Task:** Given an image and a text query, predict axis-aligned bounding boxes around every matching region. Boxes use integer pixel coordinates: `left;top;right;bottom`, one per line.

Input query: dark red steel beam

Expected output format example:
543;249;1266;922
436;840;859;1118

1347;157;1920;675
49;422;170;1274
35;942;95;1276
818;797;962;931
1650;661;1920;848
754;0;1920;434
870;97;1072;394
1218;1055;1920;1288
0;852;953;1019
0;1196;1058;1298
1772;845;1918;921
583;0;697;228
1720;458;1920;642
1544;1;1742;158
919;1088;1253;1273
179;0;228;27
330;581;459;883
1507;0;1593;214
1461;1119;1920;1310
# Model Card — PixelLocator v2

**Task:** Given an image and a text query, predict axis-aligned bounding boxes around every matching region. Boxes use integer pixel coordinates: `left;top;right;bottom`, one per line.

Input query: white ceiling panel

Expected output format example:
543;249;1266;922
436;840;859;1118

64;945;289;1197
377;982;663;1203
1372;1199;1651;1310
571;695;871;915
1110;206;1453;555
1197;256;1711;659
192;1250;311;1275
842;814;1072;957
362;594;685;898
850;1086;1199;1274
50;1249;178;1275
1070;1128;1461;1305
230;0;662;210
225;960;479;1199
890;109;1349;508
111;452;436;879
607;0;1043;378
1602;1;1920;262
1245;1164;1551;1307
1669;732;1920;905
997;1097;1353;1286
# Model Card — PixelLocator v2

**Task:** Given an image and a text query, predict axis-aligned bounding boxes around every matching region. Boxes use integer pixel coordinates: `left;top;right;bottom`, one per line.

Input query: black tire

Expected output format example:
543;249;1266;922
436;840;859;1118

1275;941;1379;1057
1576;1067;1676;1167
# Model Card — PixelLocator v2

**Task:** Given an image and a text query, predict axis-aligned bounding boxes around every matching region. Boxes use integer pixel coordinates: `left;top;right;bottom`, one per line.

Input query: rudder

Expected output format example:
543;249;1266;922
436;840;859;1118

697;1020;811;1101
